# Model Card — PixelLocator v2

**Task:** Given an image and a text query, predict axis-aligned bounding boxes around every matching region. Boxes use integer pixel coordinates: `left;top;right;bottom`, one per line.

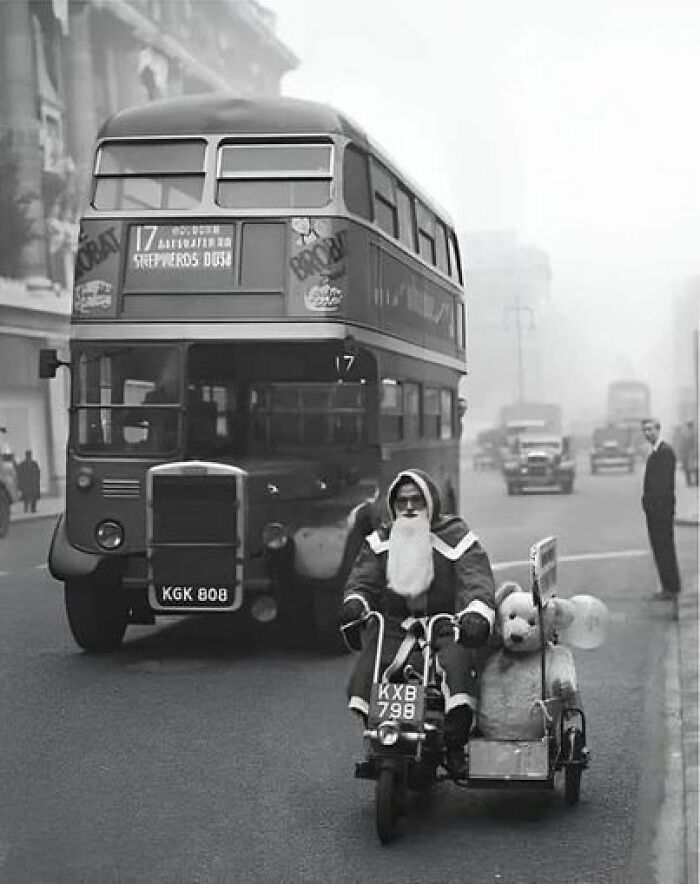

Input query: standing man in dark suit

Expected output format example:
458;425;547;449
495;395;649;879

641;418;681;599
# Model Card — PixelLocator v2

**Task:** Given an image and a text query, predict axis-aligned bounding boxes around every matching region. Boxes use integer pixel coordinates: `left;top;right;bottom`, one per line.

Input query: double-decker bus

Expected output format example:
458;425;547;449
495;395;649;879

606;379;651;458
40;94;467;653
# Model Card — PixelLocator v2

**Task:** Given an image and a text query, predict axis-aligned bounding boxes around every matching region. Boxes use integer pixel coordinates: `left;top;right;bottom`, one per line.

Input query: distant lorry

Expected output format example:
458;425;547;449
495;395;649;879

499;402;563;435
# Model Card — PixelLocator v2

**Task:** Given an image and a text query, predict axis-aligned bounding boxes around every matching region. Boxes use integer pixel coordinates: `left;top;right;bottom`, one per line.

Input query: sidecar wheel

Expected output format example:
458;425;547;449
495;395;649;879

563;726;584;804
564;764;582;804
376;768;400;844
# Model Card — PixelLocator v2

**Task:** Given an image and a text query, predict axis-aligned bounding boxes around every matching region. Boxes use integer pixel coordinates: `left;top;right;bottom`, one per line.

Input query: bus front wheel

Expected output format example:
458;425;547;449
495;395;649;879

64;580;129;652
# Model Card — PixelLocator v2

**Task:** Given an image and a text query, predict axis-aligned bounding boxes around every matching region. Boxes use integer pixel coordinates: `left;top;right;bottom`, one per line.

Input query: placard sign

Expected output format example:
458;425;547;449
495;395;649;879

124;223;235;293
529;535;557;597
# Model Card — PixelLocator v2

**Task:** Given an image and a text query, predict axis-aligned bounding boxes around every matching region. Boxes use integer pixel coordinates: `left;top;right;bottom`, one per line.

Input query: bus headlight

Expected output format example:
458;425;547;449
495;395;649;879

95;519;124;550
262;522;289;551
250;595;279;623
75;468;94;491
377;721;400;746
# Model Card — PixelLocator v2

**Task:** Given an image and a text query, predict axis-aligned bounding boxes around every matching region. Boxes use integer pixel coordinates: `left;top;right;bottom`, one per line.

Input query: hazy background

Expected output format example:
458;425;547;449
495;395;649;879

265;0;700;429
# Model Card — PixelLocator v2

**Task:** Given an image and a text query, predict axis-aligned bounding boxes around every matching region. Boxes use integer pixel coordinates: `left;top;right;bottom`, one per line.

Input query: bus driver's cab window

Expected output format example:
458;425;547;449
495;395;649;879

75;347;181;455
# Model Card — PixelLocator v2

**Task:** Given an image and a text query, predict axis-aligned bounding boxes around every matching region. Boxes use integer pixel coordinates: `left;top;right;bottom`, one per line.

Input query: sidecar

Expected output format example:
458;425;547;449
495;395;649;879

464;536;589;803
465;704;588;804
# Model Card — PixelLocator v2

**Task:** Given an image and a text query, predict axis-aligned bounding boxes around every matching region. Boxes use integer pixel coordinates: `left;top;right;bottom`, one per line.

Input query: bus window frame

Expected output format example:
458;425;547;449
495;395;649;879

92;138;207;211
215;138;334;211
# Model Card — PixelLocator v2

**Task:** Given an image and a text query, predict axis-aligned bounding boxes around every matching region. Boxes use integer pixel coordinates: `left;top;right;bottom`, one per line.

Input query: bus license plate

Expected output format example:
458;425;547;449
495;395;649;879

155;584;234;608
369;683;425;724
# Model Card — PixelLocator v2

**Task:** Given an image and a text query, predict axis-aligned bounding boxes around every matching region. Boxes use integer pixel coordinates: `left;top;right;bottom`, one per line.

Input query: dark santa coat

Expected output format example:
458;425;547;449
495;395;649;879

343;469;496;718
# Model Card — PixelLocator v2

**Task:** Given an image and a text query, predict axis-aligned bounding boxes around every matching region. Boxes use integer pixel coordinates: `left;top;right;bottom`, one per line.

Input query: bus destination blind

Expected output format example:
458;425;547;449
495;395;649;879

124;223;234;293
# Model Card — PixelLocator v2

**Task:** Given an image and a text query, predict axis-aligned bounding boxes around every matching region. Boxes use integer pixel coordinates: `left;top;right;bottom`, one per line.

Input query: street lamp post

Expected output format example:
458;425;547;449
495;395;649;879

506;295;535;403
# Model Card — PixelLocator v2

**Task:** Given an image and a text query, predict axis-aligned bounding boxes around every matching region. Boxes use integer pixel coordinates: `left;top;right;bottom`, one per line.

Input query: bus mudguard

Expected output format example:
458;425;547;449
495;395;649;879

48;514;120;583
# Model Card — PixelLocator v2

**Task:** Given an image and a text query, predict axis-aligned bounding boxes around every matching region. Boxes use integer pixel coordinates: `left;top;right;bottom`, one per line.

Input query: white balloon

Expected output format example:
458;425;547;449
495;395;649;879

559;595;610;649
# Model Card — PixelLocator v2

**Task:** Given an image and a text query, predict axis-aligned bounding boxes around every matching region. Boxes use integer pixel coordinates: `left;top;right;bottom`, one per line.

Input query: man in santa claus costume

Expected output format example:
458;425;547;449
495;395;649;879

340;468;496;778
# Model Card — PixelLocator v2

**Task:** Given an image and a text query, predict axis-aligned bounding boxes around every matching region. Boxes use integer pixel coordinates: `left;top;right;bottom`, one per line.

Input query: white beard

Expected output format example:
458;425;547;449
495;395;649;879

386;511;435;599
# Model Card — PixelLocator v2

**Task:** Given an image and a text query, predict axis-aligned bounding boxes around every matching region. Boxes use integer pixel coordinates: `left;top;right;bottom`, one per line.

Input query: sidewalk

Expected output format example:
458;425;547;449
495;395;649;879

10;496;64;523
674;480;699;884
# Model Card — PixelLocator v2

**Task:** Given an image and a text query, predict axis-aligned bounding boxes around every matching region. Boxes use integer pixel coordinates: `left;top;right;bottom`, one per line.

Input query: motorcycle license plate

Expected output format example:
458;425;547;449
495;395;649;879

369;683;425;724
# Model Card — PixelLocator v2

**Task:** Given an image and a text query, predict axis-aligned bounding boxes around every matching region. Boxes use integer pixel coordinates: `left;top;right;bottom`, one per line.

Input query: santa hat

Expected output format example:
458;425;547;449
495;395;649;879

387;469;441;524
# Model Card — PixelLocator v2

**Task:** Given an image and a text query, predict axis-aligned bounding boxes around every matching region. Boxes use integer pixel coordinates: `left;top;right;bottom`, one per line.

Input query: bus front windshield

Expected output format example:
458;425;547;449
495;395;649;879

72;342;376;458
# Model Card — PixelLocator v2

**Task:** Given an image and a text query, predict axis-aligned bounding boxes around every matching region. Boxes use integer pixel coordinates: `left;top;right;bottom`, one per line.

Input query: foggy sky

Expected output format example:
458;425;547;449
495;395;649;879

265;0;700;427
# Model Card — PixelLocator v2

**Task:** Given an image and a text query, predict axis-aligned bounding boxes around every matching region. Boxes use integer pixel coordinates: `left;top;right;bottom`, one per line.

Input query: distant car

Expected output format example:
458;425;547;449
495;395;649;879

502;432;576;495
472;427;506;470
590;438;635;474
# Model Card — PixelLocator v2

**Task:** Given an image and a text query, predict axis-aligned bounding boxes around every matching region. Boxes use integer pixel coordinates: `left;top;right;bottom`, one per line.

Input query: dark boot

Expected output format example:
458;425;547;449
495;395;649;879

444;705;473;779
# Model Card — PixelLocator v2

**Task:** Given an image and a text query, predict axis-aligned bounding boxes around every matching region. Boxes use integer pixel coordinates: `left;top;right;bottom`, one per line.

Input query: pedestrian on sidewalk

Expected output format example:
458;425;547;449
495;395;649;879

16;450;40;514
641;418;681;600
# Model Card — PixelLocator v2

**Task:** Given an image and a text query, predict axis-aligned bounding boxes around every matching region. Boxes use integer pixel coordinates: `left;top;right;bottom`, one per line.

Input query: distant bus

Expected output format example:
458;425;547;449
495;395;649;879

40;94;467;653
606;379;651;457
606;379;651;424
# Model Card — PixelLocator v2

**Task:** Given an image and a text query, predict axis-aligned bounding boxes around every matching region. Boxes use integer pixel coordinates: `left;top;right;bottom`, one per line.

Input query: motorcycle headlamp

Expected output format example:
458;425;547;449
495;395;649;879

95;519;124;550
377;720;400;747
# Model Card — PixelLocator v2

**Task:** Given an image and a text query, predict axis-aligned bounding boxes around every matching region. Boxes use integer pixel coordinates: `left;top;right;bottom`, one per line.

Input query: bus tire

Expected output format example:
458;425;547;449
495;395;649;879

0;491;10;538
312;585;348;655
64;580;129;652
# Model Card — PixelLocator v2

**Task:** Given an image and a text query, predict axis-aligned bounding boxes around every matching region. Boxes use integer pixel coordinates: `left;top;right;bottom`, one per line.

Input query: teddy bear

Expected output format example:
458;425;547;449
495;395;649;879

476;581;581;741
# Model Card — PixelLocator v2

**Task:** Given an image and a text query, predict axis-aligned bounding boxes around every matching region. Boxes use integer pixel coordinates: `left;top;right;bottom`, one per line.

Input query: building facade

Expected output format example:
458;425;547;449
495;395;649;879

673;276;700;425
0;0;297;496
462;230;552;437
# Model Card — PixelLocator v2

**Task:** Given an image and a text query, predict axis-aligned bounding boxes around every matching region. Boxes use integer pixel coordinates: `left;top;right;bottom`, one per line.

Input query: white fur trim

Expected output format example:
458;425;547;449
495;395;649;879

344;593;370;614
444;690;478;713
431;531;478;561
349;696;369;716
366;531;389;554
455;599;495;629
388;470;434;522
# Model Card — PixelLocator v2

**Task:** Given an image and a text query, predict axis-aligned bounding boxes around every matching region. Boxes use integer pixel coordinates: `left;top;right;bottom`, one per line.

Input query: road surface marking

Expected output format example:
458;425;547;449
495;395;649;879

493;549;648;571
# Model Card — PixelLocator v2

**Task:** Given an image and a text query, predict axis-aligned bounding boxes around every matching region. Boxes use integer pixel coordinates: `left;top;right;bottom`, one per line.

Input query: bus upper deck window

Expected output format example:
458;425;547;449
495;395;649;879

217;142;333;210
343;144;371;219
396;186;417;252
92;140;206;211
416;202;436;265
448;232;463;284
435;221;449;275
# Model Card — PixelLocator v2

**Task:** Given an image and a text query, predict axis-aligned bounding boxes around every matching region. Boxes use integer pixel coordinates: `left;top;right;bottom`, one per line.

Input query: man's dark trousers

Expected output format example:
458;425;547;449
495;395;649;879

644;504;681;595
642;441;681;595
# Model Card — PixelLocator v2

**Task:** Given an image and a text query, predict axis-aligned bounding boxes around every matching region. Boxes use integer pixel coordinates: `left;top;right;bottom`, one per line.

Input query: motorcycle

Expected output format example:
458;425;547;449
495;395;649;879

344;610;461;844
343;552;590;844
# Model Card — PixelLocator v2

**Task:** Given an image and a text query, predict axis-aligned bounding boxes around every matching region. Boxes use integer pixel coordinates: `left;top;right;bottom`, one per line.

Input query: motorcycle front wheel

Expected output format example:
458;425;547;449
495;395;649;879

375;767;401;844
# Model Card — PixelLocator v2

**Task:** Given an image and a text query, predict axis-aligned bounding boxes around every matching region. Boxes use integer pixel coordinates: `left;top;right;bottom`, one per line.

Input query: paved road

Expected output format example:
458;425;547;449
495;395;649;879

0;465;696;883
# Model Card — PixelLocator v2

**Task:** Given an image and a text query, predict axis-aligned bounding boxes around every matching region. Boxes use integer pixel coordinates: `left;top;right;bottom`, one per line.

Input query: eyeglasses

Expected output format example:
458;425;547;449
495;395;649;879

394;493;426;510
